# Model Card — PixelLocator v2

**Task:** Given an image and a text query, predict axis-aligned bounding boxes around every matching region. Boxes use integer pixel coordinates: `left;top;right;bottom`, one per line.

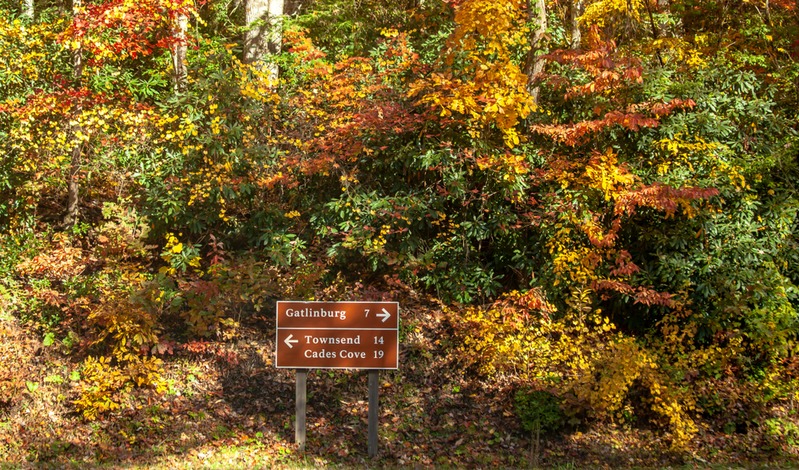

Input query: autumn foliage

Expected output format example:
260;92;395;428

0;0;798;464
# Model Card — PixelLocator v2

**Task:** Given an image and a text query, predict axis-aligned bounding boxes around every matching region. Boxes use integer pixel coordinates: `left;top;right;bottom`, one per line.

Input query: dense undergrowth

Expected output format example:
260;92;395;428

1;0;799;466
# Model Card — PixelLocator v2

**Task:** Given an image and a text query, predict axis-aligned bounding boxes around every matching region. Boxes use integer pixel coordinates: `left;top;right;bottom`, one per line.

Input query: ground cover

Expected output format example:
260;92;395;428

2;283;798;469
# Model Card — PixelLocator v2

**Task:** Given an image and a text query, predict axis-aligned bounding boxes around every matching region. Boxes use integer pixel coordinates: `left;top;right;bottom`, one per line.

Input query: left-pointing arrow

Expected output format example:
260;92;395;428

284;334;299;348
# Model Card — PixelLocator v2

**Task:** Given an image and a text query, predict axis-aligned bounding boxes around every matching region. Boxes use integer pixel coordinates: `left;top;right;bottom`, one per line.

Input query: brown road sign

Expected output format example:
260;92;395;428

275;301;399;369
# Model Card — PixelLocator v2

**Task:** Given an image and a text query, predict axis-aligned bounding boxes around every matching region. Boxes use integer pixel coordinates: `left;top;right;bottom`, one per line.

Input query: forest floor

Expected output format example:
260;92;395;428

1;285;798;469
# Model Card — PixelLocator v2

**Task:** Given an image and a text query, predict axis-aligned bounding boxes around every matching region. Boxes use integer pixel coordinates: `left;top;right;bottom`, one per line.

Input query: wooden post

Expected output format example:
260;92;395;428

296;369;307;452
368;370;379;457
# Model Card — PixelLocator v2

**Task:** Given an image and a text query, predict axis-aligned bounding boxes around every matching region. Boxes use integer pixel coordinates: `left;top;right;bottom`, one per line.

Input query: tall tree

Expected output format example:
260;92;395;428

569;0;584;48
523;0;547;100
657;0;669;36
172;12;188;91
244;0;284;81
22;0;33;19
64;0;83;227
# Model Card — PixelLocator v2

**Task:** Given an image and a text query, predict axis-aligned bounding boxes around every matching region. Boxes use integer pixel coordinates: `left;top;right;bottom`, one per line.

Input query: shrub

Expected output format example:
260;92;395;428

514;388;565;434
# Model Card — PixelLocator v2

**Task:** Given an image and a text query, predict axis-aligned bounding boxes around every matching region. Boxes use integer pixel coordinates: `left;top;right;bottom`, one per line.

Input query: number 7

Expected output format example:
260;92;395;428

365;309;370;317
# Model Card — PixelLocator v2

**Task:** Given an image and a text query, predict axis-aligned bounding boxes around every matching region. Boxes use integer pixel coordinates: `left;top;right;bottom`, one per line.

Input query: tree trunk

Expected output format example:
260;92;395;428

569;0;584;49
64;139;82;228
285;0;302;15
657;0;669;37
64;0;83;227
644;0;665;65
22;0;33;19
764;0;773;26
625;0;634;42
172;13;188;92
244;0;284;82
524;0;547;102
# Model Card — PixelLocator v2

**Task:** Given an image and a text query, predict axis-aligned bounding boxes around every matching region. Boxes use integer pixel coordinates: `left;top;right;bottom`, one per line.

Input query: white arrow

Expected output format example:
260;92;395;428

377;308;391;323
284;334;299;348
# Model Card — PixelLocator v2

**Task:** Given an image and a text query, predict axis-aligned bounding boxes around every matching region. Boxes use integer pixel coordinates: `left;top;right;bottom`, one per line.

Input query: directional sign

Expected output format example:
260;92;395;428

275;301;399;369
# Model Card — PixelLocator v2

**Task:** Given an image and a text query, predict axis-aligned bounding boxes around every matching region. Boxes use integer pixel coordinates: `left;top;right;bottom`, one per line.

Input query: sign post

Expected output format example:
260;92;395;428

276;301;399;457
368;370;379;456
296;369;307;452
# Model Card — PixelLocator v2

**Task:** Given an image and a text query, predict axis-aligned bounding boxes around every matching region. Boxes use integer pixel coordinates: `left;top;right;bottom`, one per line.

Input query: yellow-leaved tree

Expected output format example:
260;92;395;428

408;0;535;148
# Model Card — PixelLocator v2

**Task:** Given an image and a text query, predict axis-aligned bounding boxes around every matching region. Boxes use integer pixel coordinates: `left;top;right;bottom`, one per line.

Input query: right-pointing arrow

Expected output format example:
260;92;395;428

377;308;391;323
284;334;299;348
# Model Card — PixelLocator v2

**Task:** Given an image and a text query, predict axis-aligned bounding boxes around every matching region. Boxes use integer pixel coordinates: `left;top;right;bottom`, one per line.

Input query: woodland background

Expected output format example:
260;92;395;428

0;0;798;468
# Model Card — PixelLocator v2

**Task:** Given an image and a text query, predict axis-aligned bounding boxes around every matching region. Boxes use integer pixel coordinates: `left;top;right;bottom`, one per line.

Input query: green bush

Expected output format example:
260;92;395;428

514;388;565;434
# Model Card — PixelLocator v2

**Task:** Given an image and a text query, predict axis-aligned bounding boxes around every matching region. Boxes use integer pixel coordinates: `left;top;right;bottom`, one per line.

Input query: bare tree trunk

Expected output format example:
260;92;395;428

285;0;303;15
625;0;634;42
569;0;584;49
172;13;188;92
244;0;284;82
523;0;547;102
644;0;665;65
64;0;83;227
64;140;82;228
657;0;669;37
22;0;33;19
763;0;773;26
